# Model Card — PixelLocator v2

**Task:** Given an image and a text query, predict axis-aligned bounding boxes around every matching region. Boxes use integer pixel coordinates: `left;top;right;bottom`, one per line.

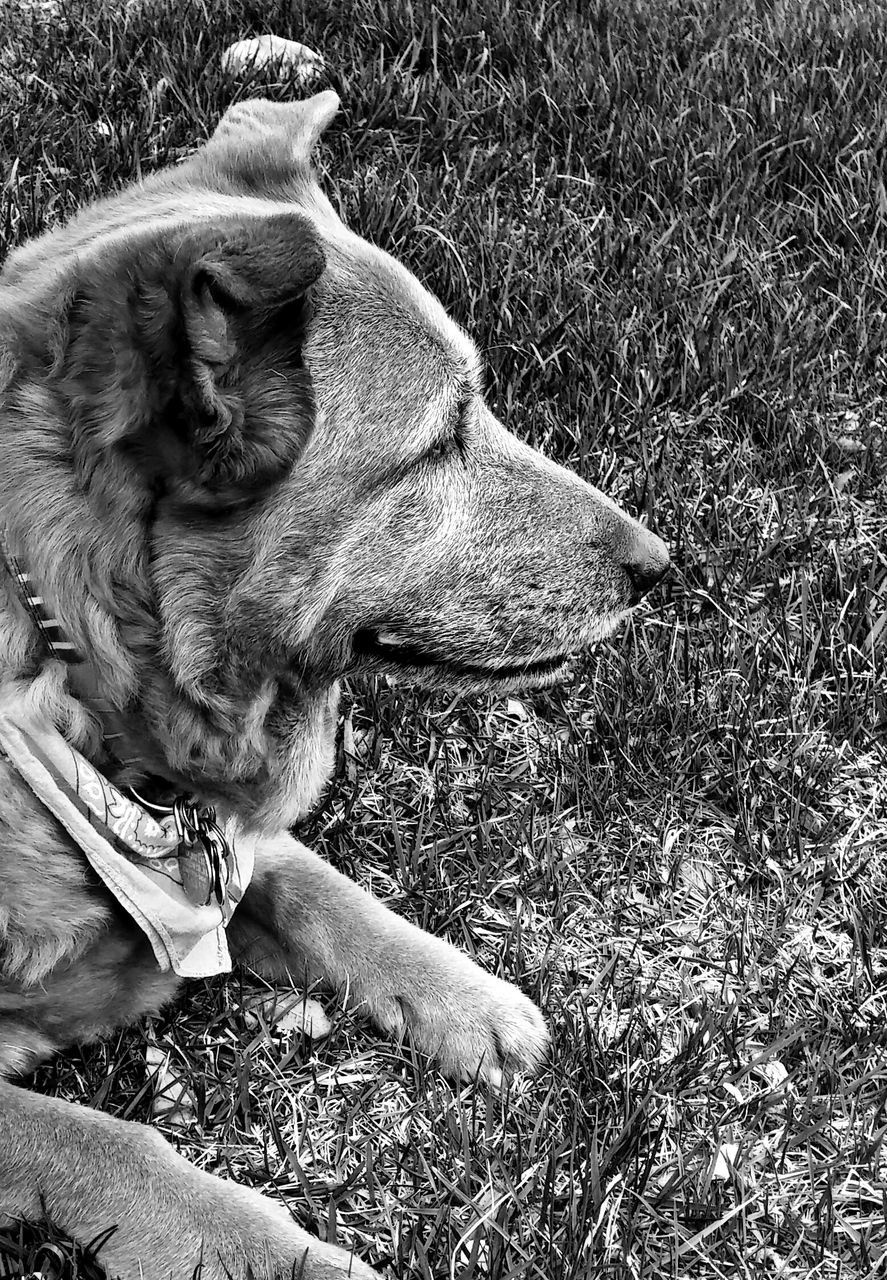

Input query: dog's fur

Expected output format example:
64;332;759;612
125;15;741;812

0;94;668;1279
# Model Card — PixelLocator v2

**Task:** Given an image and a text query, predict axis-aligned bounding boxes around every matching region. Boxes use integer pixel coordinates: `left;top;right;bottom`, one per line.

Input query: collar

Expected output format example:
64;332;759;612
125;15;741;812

0;530;140;776
0;532;82;664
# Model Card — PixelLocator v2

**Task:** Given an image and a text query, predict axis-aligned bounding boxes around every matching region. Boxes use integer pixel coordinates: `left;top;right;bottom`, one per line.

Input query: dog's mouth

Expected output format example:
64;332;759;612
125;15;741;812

353;629;572;684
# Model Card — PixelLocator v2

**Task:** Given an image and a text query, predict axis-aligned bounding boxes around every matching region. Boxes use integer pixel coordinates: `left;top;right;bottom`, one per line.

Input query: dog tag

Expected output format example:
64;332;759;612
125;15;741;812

178;837;216;907
174;800;232;909
203;826;232;904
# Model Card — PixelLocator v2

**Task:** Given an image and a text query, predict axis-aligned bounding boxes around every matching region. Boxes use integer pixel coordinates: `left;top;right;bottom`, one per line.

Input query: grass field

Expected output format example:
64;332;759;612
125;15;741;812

1;0;886;1277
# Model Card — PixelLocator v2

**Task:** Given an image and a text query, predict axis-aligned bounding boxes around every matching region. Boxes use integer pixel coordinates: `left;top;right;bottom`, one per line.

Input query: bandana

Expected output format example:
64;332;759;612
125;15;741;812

0;707;255;978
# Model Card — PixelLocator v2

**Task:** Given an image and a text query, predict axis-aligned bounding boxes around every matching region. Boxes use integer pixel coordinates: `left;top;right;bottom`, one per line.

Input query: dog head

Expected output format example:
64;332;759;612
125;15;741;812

0;93;668;827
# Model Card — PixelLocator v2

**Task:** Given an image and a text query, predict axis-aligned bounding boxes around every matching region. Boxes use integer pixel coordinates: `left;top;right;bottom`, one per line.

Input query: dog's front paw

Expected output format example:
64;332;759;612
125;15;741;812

92;1130;381;1280
208;1176;382;1280
365;937;549;1083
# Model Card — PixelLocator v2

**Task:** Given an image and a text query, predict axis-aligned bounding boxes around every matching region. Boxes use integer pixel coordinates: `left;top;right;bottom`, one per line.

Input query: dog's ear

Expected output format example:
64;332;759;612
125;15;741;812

197;92;339;188
62;211;326;497
173;213;325;491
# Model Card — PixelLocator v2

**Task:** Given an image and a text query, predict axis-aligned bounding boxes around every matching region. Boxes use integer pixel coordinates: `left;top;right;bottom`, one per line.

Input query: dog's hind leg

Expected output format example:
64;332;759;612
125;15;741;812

0;1080;379;1279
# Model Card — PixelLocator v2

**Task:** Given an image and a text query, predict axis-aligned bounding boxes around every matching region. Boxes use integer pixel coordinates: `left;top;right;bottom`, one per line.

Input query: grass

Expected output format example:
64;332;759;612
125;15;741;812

1;0;886;1276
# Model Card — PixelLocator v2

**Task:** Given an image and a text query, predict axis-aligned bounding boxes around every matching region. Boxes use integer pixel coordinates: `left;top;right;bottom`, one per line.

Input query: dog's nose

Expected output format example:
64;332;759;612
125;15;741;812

623;530;670;603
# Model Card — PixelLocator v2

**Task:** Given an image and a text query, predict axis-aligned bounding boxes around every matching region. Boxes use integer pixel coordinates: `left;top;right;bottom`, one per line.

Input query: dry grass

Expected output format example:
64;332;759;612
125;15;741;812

1;1;886;1277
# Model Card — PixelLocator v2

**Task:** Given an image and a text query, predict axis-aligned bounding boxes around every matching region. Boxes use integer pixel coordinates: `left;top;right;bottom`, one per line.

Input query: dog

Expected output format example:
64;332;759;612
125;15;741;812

0;91;669;1279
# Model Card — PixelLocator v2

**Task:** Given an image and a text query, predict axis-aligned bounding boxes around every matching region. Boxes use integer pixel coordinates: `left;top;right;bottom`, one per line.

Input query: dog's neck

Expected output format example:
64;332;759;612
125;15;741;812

0;535;171;794
0;541;339;832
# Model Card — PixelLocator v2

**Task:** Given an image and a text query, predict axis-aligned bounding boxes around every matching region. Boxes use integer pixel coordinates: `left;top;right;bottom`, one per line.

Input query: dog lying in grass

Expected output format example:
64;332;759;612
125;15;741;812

0;92;669;1279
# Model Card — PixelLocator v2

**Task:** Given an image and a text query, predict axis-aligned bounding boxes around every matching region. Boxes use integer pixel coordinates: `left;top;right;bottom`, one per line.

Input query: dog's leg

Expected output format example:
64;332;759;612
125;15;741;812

234;833;549;1081
0;1079;378;1280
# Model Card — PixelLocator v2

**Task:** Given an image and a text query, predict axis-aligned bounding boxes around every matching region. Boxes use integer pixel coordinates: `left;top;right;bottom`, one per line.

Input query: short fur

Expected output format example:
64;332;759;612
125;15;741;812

0;94;668;1279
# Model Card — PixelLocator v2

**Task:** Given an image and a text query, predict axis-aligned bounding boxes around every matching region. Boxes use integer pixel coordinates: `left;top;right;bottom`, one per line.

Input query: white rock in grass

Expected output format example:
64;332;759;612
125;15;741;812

711;1140;740;1180
221;35;326;86
275;995;332;1040
146;1042;196;1130
756;1058;790;1090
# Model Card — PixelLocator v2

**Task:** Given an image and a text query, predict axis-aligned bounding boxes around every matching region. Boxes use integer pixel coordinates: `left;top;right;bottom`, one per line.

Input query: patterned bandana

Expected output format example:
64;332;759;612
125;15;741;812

0;706;255;979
